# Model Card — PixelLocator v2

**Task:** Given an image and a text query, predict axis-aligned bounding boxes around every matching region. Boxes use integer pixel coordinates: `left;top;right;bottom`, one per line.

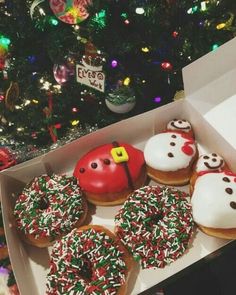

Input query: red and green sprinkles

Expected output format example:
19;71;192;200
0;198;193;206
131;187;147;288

115;185;194;269
14;174;85;241
46;228;127;295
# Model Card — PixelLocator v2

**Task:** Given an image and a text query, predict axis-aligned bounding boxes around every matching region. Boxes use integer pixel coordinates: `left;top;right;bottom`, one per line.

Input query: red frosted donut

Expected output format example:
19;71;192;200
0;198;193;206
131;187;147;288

73;142;147;206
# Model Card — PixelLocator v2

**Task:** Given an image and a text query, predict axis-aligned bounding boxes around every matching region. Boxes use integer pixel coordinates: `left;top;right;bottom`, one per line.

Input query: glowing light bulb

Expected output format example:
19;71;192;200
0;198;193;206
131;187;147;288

212;44;219;51
111;60;118;68
154;97;161;103
141;47;149;53
135;7;145;15
123;77;131;86
216;23;226;30
161;62;173;71
71;120;79;126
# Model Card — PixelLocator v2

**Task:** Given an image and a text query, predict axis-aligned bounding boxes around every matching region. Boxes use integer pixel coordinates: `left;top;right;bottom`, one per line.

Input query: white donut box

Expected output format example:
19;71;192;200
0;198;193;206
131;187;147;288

2;37;236;295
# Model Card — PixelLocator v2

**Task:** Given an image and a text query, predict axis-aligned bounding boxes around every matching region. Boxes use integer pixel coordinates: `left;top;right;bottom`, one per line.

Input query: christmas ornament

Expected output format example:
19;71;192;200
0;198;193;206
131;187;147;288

53;63;70;84
174;90;185;101
49;0;91;25
76;42;105;92
0;147;16;171
105;85;136;114
5;82;19;111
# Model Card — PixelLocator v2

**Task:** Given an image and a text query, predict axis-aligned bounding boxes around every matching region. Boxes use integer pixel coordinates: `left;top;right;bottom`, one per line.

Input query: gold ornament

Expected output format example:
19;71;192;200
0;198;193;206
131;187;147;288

174;90;185;101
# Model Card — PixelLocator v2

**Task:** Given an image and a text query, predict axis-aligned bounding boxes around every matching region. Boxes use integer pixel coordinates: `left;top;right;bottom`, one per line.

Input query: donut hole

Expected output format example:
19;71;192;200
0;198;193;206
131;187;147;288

78;256;93;281
145;211;164;228
39;197;50;210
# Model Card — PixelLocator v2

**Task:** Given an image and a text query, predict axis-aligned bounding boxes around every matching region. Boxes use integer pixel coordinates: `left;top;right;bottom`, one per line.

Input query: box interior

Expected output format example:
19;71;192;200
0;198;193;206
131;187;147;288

1;99;236;295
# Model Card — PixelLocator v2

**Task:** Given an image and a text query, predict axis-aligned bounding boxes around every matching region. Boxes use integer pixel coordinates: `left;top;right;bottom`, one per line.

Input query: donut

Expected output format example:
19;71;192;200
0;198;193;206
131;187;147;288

190;152;227;194
13;174;88;247
73;141;147;206
115;186;194;269
191;170;236;239
144;121;198;185
166;118;194;138
46;225;134;295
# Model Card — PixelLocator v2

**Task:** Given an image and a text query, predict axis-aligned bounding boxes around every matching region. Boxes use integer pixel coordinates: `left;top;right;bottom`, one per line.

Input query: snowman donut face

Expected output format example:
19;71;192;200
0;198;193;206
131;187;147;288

191;171;236;228
196;153;225;172
144;132;197;171
167;119;192;133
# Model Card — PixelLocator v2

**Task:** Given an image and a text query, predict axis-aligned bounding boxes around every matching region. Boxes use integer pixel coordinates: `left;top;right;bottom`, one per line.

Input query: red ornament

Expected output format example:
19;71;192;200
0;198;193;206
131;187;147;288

0;147;16;171
161;62;173;71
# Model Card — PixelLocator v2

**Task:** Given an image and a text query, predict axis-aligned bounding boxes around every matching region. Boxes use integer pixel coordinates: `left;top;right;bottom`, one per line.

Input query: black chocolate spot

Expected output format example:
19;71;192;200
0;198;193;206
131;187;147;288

170;142;176;146
223;177;230;183
91;162;98;169
103;159;110;165
168;152;174;158
230;201;236;209
226;188;233;195
171;134;177;138
79;168;85;173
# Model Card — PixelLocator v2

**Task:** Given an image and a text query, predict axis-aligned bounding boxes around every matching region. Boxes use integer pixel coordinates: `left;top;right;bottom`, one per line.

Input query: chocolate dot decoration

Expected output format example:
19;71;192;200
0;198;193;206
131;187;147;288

230;201;236;209
212;153;217;157
171;134;177;138
223;177;230;183
225;188;233;195
79;168;85;173
203;156;209;159
212;158;217;162
178;120;183;124
168;152;174;158
103;159;110;165
91;162;98;169
170;142;176;146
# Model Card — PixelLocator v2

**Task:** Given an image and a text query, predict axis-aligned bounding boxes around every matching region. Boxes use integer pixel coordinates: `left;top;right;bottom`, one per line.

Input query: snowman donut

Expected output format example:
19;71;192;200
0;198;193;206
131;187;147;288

144;119;198;186
191;170;236;239
190;152;228;193
73;142;147;206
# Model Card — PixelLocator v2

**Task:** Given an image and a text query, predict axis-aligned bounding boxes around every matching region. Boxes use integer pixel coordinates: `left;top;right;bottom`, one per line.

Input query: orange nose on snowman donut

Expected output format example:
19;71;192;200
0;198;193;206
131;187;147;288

144;123;198;186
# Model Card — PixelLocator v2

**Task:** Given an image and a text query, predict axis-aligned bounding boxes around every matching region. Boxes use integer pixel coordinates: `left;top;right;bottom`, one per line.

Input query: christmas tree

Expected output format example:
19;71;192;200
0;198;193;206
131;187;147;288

0;0;236;158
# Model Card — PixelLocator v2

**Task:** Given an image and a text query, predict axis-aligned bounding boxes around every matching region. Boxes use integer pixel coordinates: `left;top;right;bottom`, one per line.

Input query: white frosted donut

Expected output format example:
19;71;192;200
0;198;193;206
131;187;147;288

195;153;225;172
144;132;197;172
167;119;192;133
191;171;236;228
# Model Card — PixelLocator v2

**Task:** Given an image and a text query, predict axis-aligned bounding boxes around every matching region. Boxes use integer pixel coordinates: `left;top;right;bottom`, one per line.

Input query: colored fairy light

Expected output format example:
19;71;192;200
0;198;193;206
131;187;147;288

172;31;178;38
135;7;145;15
124;19;130;25
93;10;106;28
212;44;219;51
0;36;10;46
154;96;161;103
111;60;118;68
216;23;226;30
121;12;128;19
0;95;4;101
49;17;59;26
123;77;131;86
72;107;78;112
187;6;198;14
27;55;36;63
201;1;207;11
161;62;173;71
141;47;149;53
71;120;79;126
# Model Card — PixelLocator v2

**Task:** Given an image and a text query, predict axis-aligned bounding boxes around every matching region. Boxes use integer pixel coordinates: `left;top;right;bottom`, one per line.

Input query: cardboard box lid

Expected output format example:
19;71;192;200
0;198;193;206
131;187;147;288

182;37;236;148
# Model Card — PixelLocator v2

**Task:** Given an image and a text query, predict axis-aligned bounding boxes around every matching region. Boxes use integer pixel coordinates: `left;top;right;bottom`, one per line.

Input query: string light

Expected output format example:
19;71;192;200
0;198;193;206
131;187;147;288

153;96;161;103
123;77;131;86
141;47;149;53
111;60;118;68
71;120;79;126
161;62;173;71
135;7;145;15
212;44;219;51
